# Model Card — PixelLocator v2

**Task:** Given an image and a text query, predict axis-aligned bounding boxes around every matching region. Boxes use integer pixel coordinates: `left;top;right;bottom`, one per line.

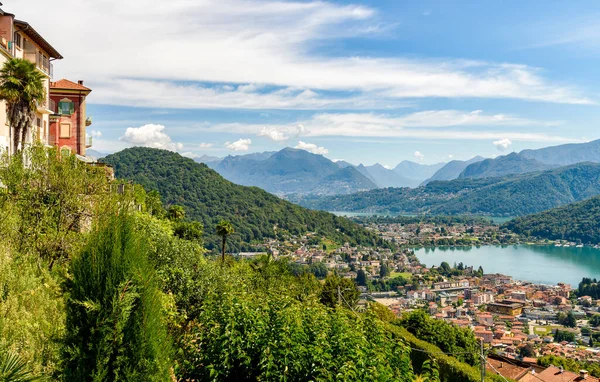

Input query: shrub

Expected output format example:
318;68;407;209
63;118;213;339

62;213;172;381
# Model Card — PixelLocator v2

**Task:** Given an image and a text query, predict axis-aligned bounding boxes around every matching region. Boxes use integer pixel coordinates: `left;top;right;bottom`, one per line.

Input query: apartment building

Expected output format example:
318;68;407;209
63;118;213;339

0;7;62;154
49;79;92;157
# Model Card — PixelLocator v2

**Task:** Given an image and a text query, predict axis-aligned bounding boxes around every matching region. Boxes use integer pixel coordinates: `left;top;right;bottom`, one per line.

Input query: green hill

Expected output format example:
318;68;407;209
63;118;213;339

101;147;387;251
504;196;600;244
298;163;600;217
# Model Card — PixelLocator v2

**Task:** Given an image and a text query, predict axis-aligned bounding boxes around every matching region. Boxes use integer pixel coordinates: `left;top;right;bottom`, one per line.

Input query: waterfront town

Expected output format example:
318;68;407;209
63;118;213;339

243;220;600;381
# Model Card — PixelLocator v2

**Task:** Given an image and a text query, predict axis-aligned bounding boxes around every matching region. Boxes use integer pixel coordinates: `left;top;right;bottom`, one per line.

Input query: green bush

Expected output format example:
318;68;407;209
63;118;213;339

177;261;414;381
62;213;172;381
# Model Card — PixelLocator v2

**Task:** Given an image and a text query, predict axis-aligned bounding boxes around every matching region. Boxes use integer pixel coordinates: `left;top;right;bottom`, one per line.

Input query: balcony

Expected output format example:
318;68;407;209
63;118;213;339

24;50;52;77
36;52;53;77
86;134;92;148
36;97;54;114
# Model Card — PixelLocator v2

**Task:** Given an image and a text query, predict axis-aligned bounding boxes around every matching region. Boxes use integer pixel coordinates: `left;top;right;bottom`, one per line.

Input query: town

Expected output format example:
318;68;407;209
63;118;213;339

242;220;600;381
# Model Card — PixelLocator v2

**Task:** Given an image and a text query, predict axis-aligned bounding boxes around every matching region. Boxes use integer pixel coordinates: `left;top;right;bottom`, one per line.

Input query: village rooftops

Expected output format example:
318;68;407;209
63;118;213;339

50;79;92;92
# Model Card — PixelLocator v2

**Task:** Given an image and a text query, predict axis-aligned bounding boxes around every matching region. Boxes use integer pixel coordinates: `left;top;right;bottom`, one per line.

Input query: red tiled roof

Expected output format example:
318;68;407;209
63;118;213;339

50;79;91;92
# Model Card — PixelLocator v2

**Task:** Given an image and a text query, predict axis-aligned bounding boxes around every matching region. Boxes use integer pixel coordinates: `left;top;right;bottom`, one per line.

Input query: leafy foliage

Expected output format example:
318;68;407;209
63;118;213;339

177;259;414;381
398;310;480;366
101;147;390;251
538;355;600;378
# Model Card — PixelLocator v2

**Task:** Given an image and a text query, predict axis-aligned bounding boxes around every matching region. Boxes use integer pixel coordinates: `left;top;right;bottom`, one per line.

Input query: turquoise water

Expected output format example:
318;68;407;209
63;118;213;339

415;245;600;286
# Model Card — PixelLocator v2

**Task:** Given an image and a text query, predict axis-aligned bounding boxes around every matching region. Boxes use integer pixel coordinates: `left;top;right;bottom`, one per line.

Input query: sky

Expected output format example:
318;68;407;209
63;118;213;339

9;0;600;165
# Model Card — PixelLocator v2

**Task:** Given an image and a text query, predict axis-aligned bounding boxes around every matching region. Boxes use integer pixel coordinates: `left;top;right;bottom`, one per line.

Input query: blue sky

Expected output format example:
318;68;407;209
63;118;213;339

13;0;600;165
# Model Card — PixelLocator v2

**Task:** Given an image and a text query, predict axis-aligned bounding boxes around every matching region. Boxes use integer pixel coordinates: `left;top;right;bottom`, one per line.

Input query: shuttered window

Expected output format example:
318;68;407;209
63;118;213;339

58;100;74;115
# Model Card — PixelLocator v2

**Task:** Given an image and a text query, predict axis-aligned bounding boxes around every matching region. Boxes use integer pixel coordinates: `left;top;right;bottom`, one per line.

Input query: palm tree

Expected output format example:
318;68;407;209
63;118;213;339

0;58;46;154
0;351;41;381
216;220;234;262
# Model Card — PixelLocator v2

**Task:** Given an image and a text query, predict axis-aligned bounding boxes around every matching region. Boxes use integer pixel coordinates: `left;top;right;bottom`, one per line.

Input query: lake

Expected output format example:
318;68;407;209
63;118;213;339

414;245;600;286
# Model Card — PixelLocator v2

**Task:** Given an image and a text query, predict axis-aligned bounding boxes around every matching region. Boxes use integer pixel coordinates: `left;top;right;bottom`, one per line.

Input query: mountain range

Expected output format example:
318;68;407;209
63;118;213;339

197;148;450;194
296;162;600;217
456;139;600;179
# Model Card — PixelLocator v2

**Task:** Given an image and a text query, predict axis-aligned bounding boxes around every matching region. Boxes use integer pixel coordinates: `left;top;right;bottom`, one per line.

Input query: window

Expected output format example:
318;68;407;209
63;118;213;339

13;32;21;48
36;118;41;141
58;99;74;115
60;123;71;138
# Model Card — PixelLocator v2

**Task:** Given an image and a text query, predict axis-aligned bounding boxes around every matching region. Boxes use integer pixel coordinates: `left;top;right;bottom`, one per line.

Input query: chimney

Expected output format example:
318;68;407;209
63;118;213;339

78;80;84;85
580;370;588;380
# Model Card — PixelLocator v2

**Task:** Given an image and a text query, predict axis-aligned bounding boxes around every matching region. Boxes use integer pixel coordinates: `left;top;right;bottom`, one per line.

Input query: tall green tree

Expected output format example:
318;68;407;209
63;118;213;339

0;58;46;154
62;213;171;381
216;220;234;261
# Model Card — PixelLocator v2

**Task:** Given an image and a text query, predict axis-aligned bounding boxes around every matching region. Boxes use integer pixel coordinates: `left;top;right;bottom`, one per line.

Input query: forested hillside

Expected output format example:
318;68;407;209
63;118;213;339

504;196;600;244
298;163;600;217
101;147;387;251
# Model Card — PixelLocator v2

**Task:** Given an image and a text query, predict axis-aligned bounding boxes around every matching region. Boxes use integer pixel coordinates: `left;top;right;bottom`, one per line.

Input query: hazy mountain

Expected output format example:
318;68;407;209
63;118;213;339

298;162;600;217
458;153;556;179
212;147;377;195
454;140;600;180
195;154;222;164
519;139;600;165
423;156;485;184
355;164;380;185
334;160;354;168
361;163;420;188
86;149;108;160
393;161;446;184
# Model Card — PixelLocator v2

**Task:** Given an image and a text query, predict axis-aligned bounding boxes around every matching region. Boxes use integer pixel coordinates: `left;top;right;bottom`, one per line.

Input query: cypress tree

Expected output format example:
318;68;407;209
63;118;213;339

62;213;171;381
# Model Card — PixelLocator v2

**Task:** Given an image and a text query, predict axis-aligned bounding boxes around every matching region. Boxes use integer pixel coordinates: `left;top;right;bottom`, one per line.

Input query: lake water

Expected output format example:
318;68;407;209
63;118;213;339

415;245;600;287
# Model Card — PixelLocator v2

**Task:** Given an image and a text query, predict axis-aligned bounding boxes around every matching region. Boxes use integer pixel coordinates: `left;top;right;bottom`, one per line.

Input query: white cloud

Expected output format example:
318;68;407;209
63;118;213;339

448;154;454;159
258;126;289;141
199;142;213;148
8;0;592;108
383;164;393;170
295;141;329;155
119;124;183;151
90;130;102;137
181;152;199;158
201;110;572;143
493;138;512;151
414;151;425;160
226;138;252;151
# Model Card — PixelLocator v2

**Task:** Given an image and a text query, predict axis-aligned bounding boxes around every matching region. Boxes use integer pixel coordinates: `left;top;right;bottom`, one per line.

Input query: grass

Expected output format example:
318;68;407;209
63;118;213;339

533;325;554;335
320;239;340;253
389;272;413;281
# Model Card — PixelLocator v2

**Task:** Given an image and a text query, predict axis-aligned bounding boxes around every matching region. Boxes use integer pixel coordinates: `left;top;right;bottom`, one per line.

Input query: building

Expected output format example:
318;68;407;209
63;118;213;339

49;79;92;156
0;8;62;154
488;300;525;316
519;366;599;382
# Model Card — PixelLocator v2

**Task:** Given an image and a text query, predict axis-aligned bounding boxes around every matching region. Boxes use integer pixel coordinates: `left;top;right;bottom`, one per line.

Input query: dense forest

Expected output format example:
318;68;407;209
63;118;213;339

504;196;600;244
0;145;508;381
101;147;390;252
297;163;600;217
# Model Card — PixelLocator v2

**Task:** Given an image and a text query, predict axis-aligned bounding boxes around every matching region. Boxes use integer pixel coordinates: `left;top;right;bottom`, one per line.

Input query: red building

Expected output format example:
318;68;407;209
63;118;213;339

49;79;92;156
